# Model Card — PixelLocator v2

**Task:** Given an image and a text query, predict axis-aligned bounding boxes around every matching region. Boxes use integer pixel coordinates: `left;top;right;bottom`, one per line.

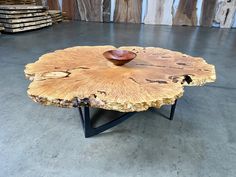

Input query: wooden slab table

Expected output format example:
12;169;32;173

24;46;216;137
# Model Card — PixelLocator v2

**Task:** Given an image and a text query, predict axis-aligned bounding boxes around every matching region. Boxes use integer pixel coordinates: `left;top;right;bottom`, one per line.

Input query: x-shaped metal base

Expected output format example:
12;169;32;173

76;100;178;138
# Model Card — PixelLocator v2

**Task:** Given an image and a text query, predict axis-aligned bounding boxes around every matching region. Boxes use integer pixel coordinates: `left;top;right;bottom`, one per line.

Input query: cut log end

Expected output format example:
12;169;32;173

25;46;216;112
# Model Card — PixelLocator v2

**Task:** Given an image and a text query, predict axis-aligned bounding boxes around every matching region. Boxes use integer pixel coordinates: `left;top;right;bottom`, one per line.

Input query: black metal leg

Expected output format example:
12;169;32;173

169;99;178;120
77;106;136;138
78;107;84;130
75;99;178;137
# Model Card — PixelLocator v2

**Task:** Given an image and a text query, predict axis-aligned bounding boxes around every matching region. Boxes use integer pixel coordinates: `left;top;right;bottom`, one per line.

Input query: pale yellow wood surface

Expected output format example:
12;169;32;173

0;15;50;23
0;9;43;14
25;46;216;112
0;12;48;18
4;22;51;32
2;18;51;28
0;5;45;10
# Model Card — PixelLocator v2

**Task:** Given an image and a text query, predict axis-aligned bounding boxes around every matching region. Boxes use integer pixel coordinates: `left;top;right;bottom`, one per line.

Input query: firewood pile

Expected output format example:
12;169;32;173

0;5;52;33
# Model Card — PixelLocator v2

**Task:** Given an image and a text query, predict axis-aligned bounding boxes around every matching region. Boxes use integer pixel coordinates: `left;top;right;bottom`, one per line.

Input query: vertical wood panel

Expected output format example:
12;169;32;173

57;0;236;28
103;0;110;22
127;0;142;23
114;0;127;22
200;0;217;27
47;0;60;10
114;0;142;23
144;0;173;25
214;0;236;28
62;0;80;20
77;0;103;22
173;0;198;26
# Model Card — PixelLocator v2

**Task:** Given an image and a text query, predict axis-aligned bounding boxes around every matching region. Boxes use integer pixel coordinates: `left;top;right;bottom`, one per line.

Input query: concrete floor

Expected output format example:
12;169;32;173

0;22;236;177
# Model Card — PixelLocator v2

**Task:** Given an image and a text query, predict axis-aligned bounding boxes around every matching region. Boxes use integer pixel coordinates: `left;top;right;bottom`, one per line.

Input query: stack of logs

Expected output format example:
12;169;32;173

0;0;37;5
48;10;63;24
0;5;52;33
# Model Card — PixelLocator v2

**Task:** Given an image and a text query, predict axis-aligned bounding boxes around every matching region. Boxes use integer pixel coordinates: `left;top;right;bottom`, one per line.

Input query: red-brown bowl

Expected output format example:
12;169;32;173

103;50;137;66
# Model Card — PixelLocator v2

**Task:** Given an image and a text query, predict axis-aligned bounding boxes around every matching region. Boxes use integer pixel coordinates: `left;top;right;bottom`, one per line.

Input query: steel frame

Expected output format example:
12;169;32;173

75;99;178;138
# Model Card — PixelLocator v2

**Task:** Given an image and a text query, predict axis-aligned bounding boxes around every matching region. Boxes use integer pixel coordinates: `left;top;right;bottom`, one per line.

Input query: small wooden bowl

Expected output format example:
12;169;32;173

103;50;137;66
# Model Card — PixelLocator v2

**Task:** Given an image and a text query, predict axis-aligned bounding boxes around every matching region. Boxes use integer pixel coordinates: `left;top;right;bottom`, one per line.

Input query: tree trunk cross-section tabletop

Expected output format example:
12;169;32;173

25;46;216;112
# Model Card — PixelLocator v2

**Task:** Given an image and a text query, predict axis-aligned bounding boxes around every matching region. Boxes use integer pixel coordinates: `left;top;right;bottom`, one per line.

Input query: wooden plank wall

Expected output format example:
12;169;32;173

114;0;142;23
103;0;110;22
62;0;80;20
144;0;173;25
76;0;103;22
5;0;236;28
172;0;198;26
200;0;217;27
47;0;60;10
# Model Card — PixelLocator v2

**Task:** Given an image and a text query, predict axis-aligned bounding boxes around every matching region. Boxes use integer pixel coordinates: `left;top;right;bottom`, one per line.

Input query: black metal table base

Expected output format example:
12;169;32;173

76;100;178;138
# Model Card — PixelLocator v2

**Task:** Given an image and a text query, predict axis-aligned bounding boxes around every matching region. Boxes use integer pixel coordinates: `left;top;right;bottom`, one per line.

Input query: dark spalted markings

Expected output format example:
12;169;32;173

129;77;139;84
173;0;198;26
214;0;236;28
183;75;193;84
176;62;187;65
169;75;193;84
114;0;142;23
200;0;217;27
169;76;179;83
146;79;168;84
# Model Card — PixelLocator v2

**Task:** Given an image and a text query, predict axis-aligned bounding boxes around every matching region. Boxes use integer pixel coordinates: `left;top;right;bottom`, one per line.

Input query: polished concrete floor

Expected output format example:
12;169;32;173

0;22;236;177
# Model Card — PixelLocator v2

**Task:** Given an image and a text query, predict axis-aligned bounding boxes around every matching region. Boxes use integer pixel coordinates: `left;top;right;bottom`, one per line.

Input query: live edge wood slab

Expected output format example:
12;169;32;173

24;46;216;112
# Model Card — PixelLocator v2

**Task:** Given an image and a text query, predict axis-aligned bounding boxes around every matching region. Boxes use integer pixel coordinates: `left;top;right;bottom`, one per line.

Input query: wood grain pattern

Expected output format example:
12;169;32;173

0;4;51;33
0;15;50;23
76;0;103;22
103;0;110;22
4;22;51;32
2;18;51;28
47;0;60;10
0;9;43;14
144;0;173;25
200;0;217;27
214;0;236;28
173;0;198;26
114;0;142;23
0;0;36;5
24;46;216;112
0;5;45;10
48;10;63;23
0;11;47;18
62;0;80;20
